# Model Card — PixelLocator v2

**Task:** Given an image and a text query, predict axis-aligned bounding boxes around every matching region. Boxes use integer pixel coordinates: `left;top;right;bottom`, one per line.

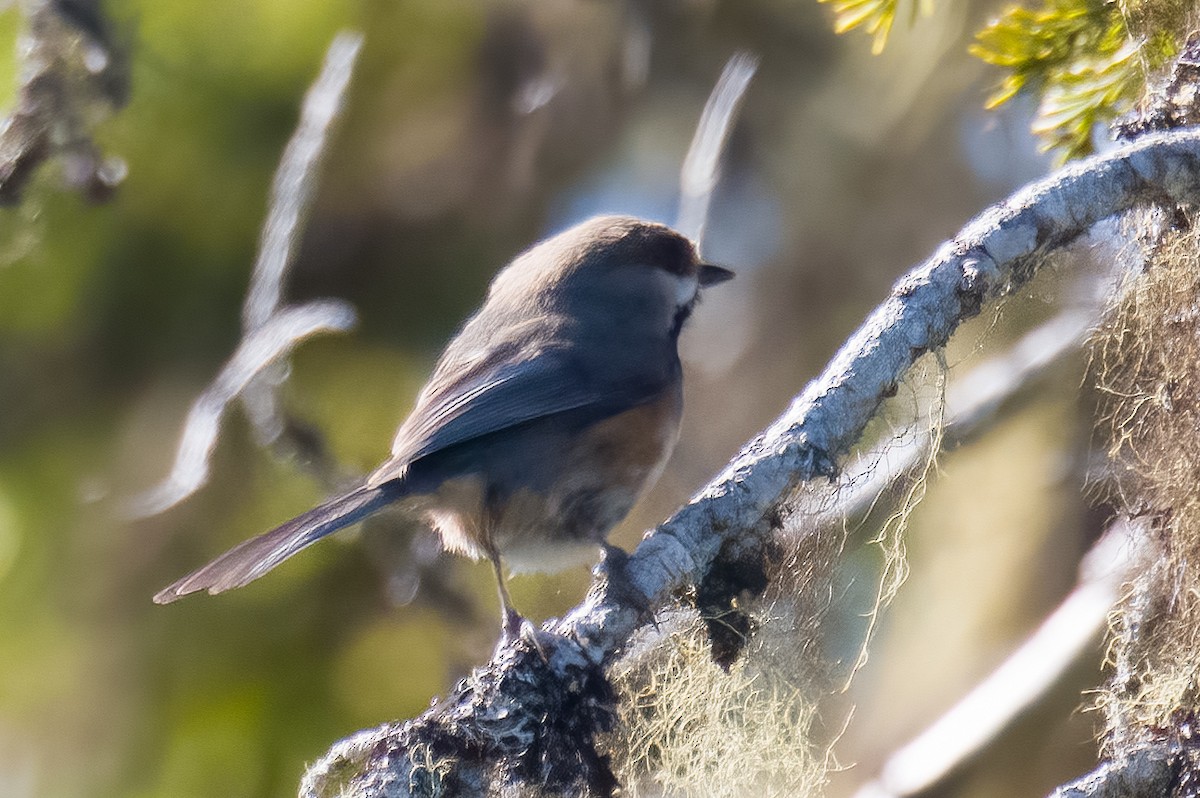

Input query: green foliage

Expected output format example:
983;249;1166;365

818;0;1191;161
817;0;934;54
971;0;1180;161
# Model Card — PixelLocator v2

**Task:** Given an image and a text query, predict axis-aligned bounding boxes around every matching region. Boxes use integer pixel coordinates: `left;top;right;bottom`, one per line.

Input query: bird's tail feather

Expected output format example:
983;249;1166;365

153;484;396;604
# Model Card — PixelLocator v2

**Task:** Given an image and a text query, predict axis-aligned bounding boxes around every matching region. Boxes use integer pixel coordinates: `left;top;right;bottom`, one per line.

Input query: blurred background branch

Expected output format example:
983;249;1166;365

853;518;1145;798
238;31;362;475
126;31;361;518
676;50;757;251
812;302;1097;529
0;0;128;203
125;299;356;518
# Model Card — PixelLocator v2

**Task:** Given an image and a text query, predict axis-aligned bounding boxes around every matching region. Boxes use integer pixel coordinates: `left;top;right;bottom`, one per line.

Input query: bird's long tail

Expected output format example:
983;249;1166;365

153;483;397;604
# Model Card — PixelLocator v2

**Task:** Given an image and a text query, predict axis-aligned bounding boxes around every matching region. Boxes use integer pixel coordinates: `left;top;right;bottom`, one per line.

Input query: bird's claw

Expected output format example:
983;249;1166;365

499;609;549;662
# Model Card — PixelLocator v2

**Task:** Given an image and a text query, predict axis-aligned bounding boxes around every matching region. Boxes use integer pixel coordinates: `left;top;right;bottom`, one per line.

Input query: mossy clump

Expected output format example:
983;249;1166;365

1092;215;1200;756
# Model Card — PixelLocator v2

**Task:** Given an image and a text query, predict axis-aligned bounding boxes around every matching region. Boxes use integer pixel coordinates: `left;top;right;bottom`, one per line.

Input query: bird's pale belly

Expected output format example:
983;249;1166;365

413;386;682;572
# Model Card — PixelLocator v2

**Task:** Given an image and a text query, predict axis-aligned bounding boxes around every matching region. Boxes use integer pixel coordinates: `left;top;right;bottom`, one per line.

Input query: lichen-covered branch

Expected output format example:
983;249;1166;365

1047;746;1176;798
302;129;1200;797
817;303;1096;529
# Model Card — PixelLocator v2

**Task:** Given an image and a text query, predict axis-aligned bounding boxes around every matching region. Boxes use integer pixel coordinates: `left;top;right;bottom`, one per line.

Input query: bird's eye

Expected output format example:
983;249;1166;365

670;301;695;338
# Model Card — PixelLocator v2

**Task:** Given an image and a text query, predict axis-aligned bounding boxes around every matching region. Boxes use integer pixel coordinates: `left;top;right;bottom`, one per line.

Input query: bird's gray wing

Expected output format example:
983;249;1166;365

369;337;672;485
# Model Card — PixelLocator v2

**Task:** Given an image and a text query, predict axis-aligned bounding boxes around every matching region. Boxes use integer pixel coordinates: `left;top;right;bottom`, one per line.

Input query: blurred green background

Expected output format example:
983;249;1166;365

0;1;1104;796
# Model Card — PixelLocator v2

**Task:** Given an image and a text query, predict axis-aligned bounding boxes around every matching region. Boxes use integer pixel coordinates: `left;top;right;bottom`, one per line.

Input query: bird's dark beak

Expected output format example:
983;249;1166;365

698;263;735;287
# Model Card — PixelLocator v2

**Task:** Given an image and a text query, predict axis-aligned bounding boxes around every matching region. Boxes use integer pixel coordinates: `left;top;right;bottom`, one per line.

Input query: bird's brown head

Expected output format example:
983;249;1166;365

555;215;734;286
491;216;734;339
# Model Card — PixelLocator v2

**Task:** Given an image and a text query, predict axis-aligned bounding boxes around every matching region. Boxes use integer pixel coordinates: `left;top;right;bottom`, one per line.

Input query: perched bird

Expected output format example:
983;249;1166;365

154;215;733;634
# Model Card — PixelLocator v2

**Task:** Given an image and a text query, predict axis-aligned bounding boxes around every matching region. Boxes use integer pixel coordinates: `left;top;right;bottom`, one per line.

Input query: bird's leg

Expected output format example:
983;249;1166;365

482;492;524;638
487;546;549;660
488;547;523;639
482;495;547;657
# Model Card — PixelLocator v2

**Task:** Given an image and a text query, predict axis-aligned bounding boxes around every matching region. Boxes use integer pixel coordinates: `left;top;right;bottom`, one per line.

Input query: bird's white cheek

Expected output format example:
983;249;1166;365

674;275;699;307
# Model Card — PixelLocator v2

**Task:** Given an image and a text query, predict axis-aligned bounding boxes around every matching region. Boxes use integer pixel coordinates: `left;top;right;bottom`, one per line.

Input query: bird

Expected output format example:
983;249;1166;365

153;215;733;635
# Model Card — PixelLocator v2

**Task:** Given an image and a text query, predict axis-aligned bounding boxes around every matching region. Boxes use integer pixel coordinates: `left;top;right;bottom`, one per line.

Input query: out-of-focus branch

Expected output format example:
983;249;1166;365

0;0;129;204
851;519;1147;798
126;301;356;518
676;52;757;251
127;31;363;518
239;31;363;456
243;32;361;330
301;130;1200;798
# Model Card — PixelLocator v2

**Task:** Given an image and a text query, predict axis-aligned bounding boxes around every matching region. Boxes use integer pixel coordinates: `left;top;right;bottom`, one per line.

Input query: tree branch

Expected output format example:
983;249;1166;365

126;31;362;518
1047;746;1176;798
0;0;129;203
814;303;1096;529
301;129;1200;797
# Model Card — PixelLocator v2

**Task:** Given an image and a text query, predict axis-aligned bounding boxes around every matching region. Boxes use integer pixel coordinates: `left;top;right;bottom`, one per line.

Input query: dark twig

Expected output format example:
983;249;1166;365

0;0;129;204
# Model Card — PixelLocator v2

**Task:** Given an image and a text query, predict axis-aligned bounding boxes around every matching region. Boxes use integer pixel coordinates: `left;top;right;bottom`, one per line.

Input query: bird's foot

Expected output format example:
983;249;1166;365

596;543;656;627
498;609;549;662
501;606;525;640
